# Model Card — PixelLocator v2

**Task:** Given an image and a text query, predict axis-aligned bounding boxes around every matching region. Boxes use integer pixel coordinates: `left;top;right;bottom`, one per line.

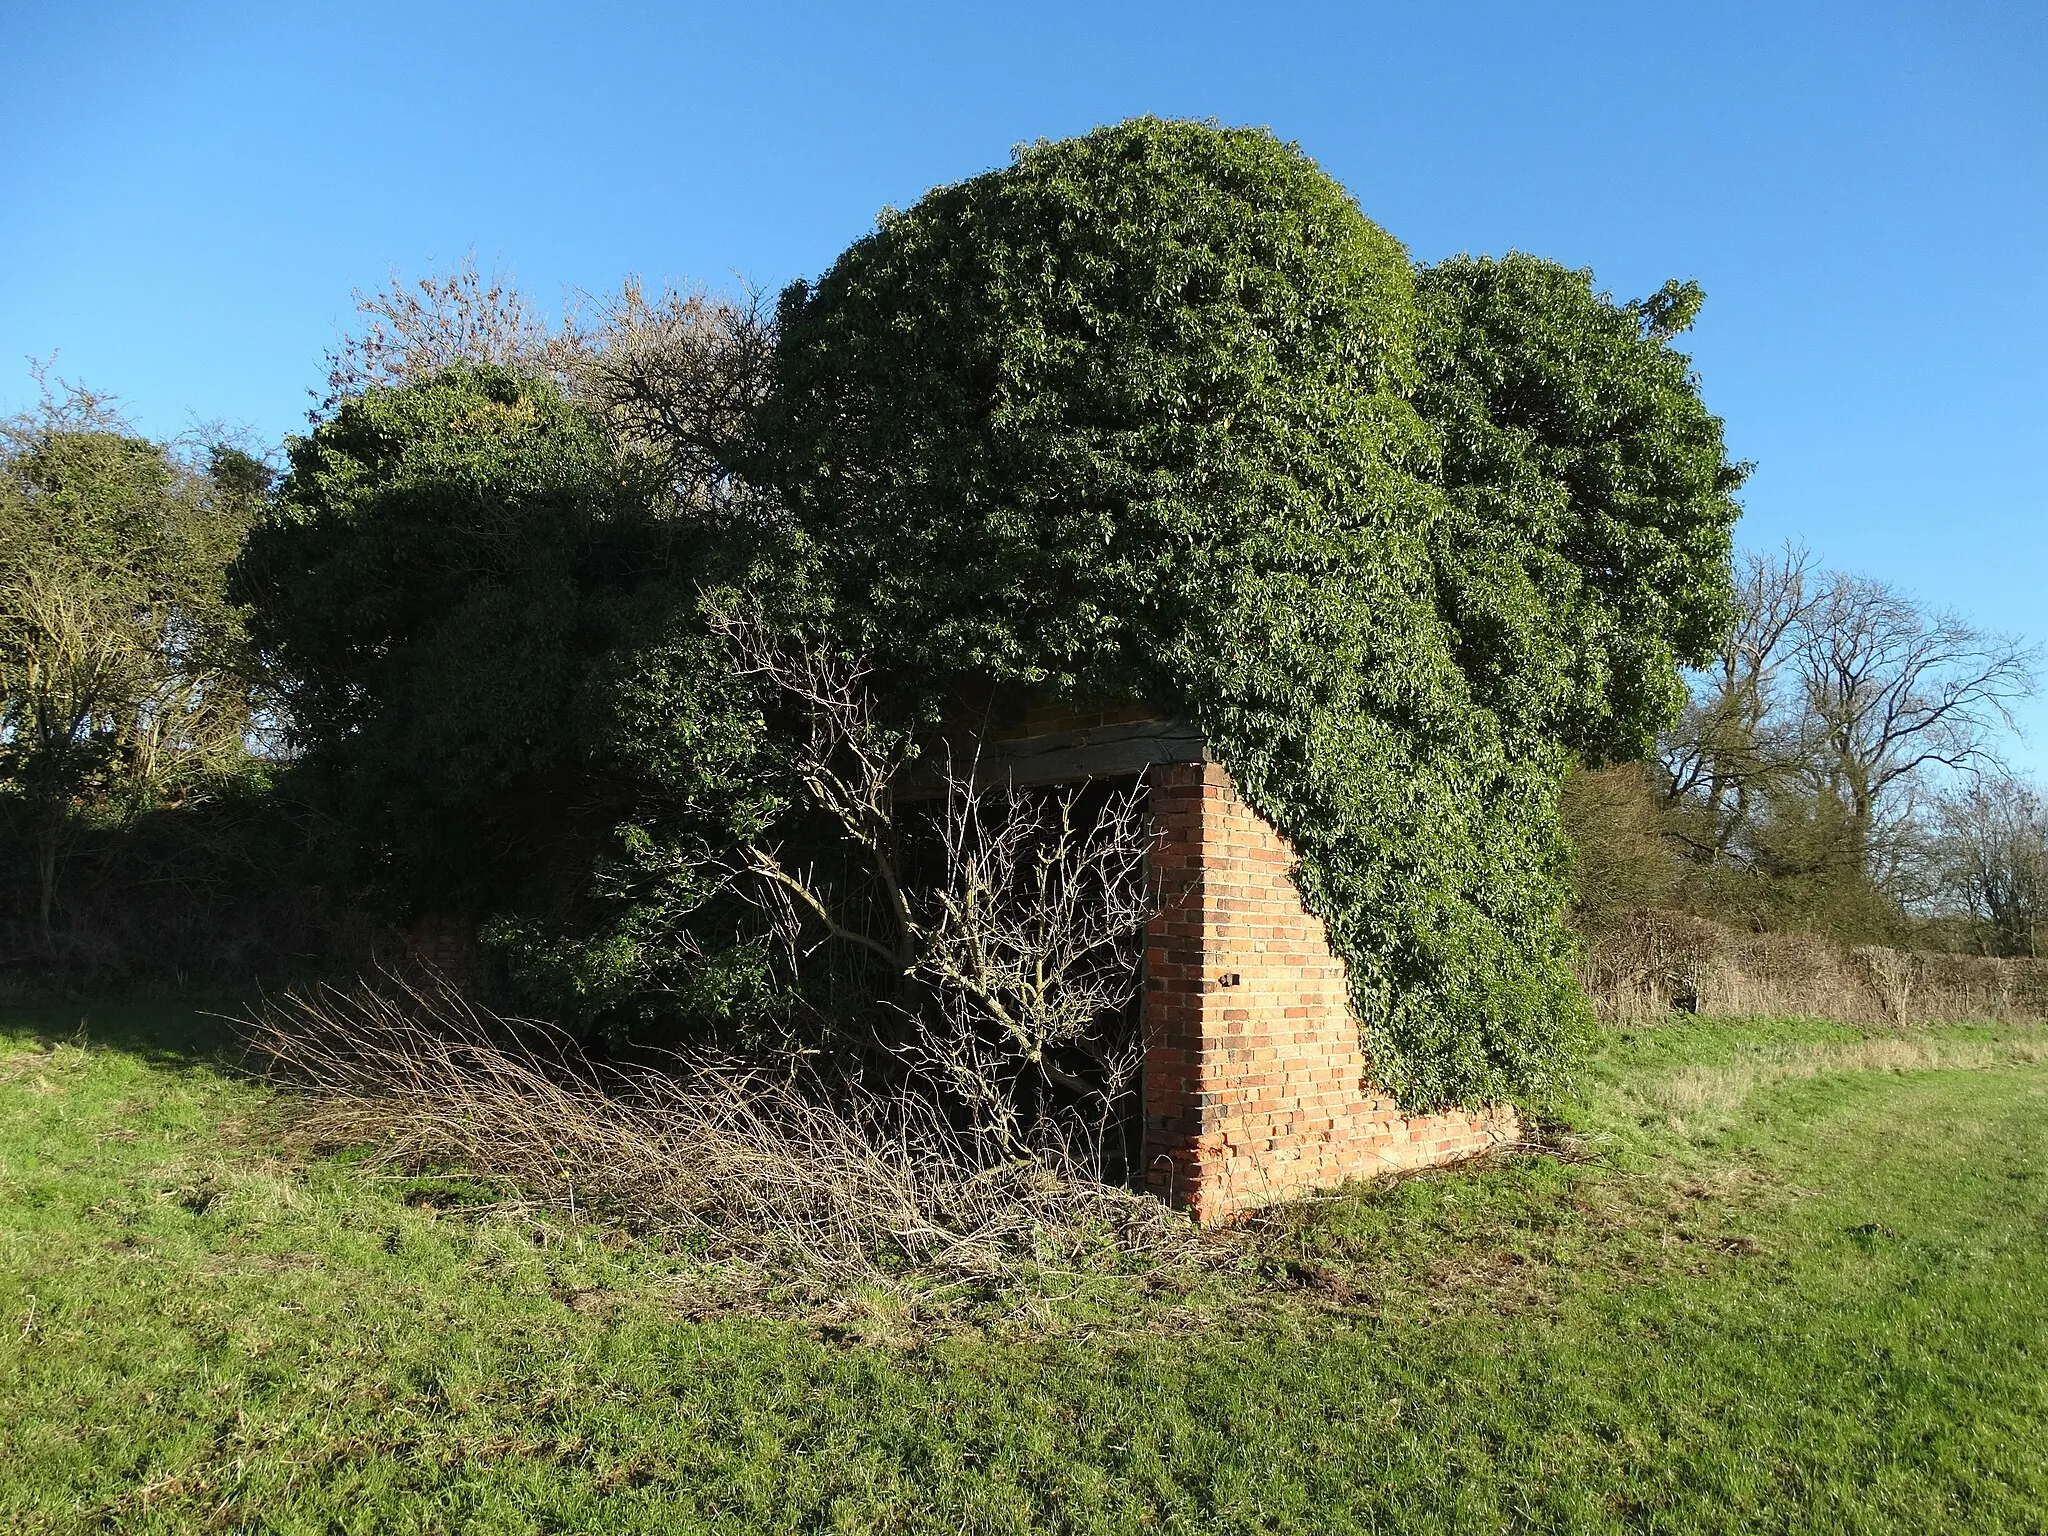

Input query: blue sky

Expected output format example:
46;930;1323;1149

4;1;2043;758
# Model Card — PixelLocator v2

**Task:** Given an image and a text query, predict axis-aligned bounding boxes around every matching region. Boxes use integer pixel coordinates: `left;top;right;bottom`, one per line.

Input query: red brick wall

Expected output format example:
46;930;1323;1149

1143;761;1517;1222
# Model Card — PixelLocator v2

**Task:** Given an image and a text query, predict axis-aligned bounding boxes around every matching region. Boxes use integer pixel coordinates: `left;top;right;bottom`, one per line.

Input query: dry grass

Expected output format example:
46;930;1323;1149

1579;909;2048;1026
1636;1032;2048;1127
242;973;1206;1294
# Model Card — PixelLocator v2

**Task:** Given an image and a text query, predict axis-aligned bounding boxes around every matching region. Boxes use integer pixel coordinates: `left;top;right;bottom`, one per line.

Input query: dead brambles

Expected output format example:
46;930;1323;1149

243;972;1208;1295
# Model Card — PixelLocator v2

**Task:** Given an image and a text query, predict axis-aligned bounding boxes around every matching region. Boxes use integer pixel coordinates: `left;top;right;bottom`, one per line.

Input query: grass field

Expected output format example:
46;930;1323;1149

2;1002;2045;1533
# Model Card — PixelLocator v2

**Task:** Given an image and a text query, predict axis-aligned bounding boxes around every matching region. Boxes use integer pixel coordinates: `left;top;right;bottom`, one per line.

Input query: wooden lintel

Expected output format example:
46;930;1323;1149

989;718;1210;786
901;719;1211;796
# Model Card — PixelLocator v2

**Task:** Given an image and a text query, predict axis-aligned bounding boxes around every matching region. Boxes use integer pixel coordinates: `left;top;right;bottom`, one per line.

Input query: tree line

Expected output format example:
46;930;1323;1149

1567;545;2043;954
0;370;288;963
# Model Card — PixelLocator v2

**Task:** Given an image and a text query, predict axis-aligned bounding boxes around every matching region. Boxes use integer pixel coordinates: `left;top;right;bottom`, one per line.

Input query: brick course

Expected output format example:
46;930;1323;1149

1143;760;1518;1222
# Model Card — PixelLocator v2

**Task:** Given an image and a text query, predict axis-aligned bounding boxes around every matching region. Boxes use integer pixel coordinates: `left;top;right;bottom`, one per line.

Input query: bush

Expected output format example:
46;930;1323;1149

243;123;1744;1113
755;119;1741;1107
236;366;669;917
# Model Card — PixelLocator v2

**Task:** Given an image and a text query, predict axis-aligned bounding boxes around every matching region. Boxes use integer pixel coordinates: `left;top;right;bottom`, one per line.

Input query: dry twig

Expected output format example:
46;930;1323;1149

245;972;1198;1290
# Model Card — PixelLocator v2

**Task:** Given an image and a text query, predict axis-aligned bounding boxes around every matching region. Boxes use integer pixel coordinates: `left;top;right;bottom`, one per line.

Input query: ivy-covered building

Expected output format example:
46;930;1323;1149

987;704;1516;1221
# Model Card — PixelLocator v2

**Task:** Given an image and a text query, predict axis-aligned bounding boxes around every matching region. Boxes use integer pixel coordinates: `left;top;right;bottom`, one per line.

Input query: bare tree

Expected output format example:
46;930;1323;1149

1658;547;2038;916
321;255;588;407
323;260;775;525
1789;575;2037;861
570;280;776;522
1932;773;2048;956
1659;544;1820;862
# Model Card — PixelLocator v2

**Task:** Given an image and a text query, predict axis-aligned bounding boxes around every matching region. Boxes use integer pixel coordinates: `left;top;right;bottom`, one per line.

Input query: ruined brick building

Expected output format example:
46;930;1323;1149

987;703;1519;1224
400;698;1521;1225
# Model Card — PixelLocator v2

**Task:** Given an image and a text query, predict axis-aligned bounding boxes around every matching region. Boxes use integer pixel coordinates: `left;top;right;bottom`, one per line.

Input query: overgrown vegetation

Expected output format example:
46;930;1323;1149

219;120;1749;1111
5;1001;2045;1531
247;972;1192;1292
0;375;292;981
7;116;2040;1212
9;107;2047;1533
232;363;694;928
1568;544;2041;953
757;120;1743;1109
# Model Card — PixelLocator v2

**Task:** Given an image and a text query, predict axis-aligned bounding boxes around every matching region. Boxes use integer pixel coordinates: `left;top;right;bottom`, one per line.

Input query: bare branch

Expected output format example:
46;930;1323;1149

1658;544;1820;861
567;279;776;520
1659;547;2040;899
892;760;1156;1161
322;254;590;408
741;841;905;971
705;600;922;970
1930;771;2048;956
703;603;1158;1173
1790;573;2038;832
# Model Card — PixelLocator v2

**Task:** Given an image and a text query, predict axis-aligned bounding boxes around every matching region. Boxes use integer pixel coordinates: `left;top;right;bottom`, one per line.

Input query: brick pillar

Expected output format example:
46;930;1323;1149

1142;761;1517;1222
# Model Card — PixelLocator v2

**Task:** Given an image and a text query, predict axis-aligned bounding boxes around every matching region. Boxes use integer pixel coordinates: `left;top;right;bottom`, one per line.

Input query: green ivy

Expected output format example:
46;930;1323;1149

243;125;1743;1104
758;119;1742;1108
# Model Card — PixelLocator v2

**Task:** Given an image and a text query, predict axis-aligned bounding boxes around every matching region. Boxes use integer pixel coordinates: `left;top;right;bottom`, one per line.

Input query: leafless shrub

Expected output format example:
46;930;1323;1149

241;598;1171;1285
902;767;1152;1162
709;602;1157;1172
323;261;775;526
245;970;1201;1290
711;605;920;974
1578;907;2048;1024
322;256;591;407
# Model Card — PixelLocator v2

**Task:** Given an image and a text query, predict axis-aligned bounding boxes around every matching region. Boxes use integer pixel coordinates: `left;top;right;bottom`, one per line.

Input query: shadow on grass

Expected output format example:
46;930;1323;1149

0;995;256;1071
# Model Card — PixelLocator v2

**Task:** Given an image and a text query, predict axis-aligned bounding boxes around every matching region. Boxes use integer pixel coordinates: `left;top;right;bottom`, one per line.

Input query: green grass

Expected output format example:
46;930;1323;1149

2;1004;2045;1533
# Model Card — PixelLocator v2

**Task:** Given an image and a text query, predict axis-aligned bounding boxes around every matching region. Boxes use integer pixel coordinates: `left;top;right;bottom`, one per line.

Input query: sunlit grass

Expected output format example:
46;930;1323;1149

1629;1029;2048;1132
2;1003;2044;1533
